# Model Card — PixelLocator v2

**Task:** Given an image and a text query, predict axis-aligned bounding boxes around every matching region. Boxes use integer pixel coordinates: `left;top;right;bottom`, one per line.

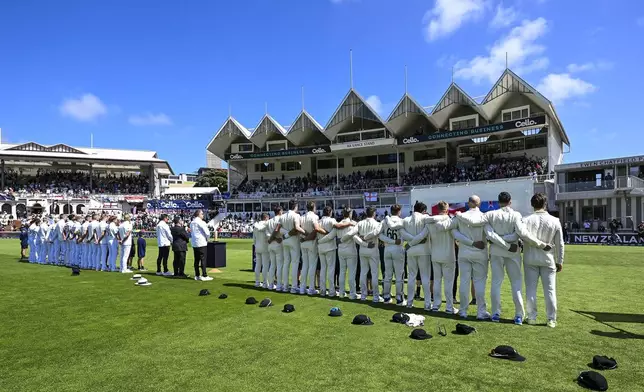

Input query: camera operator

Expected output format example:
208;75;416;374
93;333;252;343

608;218;622;244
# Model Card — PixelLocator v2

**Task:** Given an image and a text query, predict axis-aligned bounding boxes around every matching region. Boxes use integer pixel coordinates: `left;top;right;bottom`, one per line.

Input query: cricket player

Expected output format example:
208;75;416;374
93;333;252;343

72;215;82;266
317;206;352;297
98;214;109;271
119;214;134;273
28;219;39;263
299;201;324;295
253;213;270;287
266;206;290;290
33;219;43;263
347;207;382;302
38;217;50;264
378;204;408;304
452;195;490;319
79;215;90;268
107;217;120;272
337;208;358;299
403;202;433;310
89;214;101;271
279;200;306;293
522;193;564;328
51;215;67;265
65;215;76;266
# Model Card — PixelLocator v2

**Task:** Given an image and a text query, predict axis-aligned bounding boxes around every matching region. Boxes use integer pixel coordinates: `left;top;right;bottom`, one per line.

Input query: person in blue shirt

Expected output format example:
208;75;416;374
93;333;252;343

136;232;147;271
19;224;29;260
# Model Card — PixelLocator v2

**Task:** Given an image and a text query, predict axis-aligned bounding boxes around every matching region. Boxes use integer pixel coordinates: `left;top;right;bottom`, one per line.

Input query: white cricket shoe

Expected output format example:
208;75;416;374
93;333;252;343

547;320;557;328
201;276;213;281
163;271;173;277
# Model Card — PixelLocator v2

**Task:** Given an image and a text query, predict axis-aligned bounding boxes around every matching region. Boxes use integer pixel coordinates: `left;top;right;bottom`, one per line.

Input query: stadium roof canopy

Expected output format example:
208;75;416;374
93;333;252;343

323;89;390;141
249;115;289;147
285;110;329;146
431;83;489;128
0;142;173;174
386;93;438;136
481;69;570;145
207;116;253;158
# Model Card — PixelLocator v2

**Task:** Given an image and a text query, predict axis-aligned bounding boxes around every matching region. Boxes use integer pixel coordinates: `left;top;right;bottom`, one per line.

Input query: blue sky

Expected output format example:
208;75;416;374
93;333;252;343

1;0;643;174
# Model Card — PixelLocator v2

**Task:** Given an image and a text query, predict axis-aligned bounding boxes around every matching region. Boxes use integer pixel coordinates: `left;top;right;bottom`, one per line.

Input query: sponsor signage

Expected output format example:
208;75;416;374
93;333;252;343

397;115;547;145
217;231;253;239
578;156;644;169
569;232;644;245
225;145;331;160
146;200;210;210
331;138;395;151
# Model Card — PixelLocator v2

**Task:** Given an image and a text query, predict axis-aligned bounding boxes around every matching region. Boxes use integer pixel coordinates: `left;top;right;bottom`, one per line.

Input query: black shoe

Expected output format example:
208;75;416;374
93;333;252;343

470;299;477;305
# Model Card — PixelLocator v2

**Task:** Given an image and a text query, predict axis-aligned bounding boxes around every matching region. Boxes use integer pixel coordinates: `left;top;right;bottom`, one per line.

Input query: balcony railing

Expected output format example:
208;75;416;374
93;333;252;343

558;176;644;193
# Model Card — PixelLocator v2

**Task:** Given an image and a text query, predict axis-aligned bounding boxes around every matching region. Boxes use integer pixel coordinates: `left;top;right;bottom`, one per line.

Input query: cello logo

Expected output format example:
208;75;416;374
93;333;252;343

515;119;537;128
312;148;327;154
402;137;419;144
229;154;243;159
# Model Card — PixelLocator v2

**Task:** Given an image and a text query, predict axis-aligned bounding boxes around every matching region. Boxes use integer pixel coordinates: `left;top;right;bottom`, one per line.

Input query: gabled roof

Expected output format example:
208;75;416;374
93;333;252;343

207;116;252;158
249;115;289;147
480;69;569;145
285;110;330;146
431;83;489;128
7;142;87;155
386;93;437;135
323;89;389;140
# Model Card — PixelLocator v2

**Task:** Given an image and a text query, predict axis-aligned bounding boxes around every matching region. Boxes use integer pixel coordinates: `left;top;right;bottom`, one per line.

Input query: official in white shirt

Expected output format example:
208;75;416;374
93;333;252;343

266;206;290;290
278;200;306;293
336;209;358;299
300;201;325;295
118;214;134;273
190;209;213;281
98;214;109;272
522;193;564;328
155;214;173;276
403;202;434;310
452;195;491;320
107;217;120;272
378;205;407;305
253;213;270;287
347;207;382;302
317;206;351;297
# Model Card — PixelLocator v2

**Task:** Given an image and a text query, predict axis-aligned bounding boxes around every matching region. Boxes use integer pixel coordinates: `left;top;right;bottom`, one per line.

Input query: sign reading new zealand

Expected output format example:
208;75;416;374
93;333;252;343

225;145;331;160
397;115;547;145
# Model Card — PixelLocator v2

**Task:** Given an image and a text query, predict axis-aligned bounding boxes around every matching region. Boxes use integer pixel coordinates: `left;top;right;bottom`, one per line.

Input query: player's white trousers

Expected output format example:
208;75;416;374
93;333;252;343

383;247;405;300
108;240;118;271
268;246;283;289
432;261;456;312
359;249;380;301
282;239;300;290
99;243;109;271
338;253;357;298
318;249;336;296
300;244;317;294
29;240;38;263
524;264;557;321
38;242;49;264
92;244;101;270
407;254;431;308
255;251;270;284
120;244;131;272
490;255;524;318
459;257;489;317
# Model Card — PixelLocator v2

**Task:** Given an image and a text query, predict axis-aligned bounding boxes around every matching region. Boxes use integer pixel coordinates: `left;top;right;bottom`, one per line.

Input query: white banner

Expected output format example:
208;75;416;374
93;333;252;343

330;138;395;151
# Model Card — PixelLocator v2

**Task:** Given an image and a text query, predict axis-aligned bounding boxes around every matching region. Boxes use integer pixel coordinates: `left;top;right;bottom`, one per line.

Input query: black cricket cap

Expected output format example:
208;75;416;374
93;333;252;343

282;304;295;313
391;312;410;324
218;293;228;299
199;289;210;296
454;323;477;335
329;307;342;317
245;297;258;305
410;328;432;340
489;345;526;362
259;298;272;308
577;371;608;391
352;314;373;325
71;266;80;276
590;355;617;370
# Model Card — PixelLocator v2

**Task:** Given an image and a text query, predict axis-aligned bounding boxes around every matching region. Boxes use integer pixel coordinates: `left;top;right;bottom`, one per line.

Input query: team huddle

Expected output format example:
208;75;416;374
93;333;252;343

252;192;565;327
26;213;137;273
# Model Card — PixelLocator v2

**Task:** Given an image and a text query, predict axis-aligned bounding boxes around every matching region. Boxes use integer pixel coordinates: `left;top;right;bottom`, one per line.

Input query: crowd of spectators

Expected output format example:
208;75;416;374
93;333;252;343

4;169;149;197
233;155;547;196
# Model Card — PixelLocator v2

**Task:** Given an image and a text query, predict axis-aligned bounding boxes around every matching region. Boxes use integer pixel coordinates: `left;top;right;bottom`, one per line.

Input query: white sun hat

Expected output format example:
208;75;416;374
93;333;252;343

135;277;152;286
131;274;142;280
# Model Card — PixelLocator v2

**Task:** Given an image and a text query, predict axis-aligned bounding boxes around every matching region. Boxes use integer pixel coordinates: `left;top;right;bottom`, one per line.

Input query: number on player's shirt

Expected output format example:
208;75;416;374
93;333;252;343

386;228;398;241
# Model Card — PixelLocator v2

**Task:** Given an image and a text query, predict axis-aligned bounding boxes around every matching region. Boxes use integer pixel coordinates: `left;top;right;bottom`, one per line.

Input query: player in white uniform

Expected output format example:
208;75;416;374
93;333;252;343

316;206;353;297
347;207;382;302
107;217;120;272
28;219;39;263
38;218;50;264
265;206;290;290
378;205;408;305
97;214;109;271
522;193;564;328
72;215;82;266
336;209;358;299
403;202;433;310
118;214;134;273
253;213;270;287
79;216;91;268
89;214;101;271
278;200;306;293
51;215;67;265
65;217;76;266
299;201;327;295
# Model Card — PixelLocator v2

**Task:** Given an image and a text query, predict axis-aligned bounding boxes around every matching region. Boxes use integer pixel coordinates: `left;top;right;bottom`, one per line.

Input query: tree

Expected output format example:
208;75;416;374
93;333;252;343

196;169;228;191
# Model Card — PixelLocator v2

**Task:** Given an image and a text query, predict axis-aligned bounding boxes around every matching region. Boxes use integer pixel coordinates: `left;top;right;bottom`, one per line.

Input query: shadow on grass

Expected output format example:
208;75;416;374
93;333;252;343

223;282;517;325
572;310;644;340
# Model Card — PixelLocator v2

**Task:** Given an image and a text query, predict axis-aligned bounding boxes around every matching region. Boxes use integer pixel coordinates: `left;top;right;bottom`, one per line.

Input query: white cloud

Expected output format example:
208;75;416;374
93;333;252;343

454;17;548;83
128;113;173;126
490;4;518;29
59;94;108;122
436;54;458;68
567;61;614;73
423;0;487;41
536;73;597;104
365;95;384;116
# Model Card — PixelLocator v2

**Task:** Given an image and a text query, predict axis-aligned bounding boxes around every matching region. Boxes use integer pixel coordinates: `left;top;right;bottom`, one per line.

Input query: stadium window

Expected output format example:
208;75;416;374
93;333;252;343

377;153;404;165
483;143;502;155
502;139;525;153
594;205;607;221
317;158;344;169
267;142;287;151
459;145;480;158
450;114;478;131
582;206;593;222
237;143;254;152
361;129;385;140
525;134;547;150
352;155;378;167
413;148;445;162
595;173;602;187
280;161;302;171
336;132;361;144
501;105;530;122
254;163;275;173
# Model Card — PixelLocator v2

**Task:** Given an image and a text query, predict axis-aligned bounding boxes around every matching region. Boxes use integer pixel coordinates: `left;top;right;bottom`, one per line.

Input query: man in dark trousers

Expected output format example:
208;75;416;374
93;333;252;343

171;217;190;278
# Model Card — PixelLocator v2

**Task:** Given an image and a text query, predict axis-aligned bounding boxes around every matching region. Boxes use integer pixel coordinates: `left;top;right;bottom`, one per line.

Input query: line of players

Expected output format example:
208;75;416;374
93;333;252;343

26;213;136;273
252;192;564;327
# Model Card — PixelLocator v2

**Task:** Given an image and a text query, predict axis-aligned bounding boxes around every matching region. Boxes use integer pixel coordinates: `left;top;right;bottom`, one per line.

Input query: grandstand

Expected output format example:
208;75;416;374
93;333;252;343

207;68;567;217
0;142;172;219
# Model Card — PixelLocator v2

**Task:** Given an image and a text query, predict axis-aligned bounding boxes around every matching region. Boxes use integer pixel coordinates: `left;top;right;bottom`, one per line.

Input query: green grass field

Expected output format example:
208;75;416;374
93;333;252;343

1;240;643;391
